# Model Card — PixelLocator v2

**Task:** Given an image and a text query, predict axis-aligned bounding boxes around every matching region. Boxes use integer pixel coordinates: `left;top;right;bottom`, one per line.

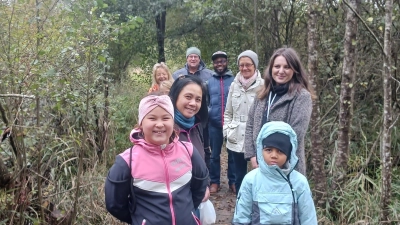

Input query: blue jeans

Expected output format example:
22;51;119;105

230;150;247;195
209;124;235;185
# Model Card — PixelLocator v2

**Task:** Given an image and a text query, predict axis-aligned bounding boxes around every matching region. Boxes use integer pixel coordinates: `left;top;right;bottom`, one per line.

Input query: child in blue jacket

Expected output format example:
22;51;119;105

232;121;317;225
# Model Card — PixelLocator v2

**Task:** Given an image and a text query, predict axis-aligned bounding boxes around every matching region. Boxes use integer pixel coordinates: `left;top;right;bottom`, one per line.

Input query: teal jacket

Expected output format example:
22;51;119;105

232;121;317;225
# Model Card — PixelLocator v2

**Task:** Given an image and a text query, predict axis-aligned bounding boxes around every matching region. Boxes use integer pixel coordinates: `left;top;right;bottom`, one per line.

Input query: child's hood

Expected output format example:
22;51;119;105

256;121;298;173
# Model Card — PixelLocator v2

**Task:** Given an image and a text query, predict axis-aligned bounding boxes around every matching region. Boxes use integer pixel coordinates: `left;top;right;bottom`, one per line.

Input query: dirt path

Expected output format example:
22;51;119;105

208;147;236;225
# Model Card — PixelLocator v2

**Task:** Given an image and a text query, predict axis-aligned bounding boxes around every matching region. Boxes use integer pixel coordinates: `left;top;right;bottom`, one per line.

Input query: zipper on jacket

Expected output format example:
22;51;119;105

276;169;297;224
179;122;201;143
220;77;224;126
179;129;192;142
161;150;176;225
276;168;296;202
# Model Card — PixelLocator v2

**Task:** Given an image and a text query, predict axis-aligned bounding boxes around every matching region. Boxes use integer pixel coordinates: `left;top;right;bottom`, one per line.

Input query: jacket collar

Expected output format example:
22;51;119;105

212;69;233;78
233;70;263;91
257;88;297;110
184;60;207;74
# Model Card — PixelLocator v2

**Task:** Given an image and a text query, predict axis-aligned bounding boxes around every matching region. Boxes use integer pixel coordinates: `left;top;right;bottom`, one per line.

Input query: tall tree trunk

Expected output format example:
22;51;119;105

285;0;296;45
253;0;258;53
307;0;326;208
380;0;393;222
155;6;166;63
333;0;358;188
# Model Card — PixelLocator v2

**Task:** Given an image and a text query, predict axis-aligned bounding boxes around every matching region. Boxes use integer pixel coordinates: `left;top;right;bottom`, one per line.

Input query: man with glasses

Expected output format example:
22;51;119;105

172;47;213;81
207;51;236;194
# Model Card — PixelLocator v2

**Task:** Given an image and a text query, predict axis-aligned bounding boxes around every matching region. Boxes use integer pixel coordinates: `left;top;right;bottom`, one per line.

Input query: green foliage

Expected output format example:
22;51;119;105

0;0;126;223
0;0;399;224
108;75;149;155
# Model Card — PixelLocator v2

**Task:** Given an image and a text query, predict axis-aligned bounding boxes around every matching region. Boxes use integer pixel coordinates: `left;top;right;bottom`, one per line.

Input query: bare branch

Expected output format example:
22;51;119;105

391;75;400;85
343;0;384;54
0;94;36;99
389;114;399;130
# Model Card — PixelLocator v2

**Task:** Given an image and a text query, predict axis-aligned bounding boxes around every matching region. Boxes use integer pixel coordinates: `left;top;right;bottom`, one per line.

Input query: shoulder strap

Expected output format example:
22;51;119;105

179;140;192;157
129;146;136;215
196;125;204;145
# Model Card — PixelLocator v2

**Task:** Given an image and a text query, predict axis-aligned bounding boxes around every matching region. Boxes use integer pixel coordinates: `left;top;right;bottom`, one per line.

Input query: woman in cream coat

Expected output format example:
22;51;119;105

223;50;264;195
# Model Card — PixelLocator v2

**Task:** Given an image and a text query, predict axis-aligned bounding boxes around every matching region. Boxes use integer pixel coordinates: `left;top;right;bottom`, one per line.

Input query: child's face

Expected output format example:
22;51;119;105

159;82;171;94
155;68;168;84
141;106;174;145
262;147;287;168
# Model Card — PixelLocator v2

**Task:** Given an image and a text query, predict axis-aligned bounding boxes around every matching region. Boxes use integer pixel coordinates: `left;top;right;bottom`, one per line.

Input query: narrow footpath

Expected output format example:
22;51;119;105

208;147;237;225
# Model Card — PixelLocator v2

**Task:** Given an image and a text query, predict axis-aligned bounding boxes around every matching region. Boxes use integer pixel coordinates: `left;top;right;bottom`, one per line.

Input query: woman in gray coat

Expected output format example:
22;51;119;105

244;47;314;175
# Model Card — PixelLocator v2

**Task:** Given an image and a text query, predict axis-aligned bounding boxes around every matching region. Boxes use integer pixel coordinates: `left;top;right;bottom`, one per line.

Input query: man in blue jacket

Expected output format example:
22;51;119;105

207;51;236;193
172;47;213;81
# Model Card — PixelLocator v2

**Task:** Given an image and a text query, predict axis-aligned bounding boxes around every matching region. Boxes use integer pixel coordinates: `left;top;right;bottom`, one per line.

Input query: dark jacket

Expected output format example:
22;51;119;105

172;60;213;82
105;129;208;225
177;123;205;160
207;70;234;128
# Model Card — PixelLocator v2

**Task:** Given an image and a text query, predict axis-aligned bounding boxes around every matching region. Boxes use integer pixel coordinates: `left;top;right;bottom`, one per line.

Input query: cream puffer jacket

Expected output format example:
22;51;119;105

223;71;264;153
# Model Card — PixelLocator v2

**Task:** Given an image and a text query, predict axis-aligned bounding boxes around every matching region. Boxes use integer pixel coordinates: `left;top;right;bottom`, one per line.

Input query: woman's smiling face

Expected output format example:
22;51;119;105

271;56;294;85
175;83;202;118
155;68;168;84
238;57;256;79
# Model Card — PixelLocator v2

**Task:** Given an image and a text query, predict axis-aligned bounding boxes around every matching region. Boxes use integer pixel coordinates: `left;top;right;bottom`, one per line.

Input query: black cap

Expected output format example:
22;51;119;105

211;51;228;61
262;133;292;159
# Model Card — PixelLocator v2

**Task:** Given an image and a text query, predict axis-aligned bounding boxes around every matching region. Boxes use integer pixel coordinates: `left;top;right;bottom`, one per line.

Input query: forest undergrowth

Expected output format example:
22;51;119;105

1;70;400;224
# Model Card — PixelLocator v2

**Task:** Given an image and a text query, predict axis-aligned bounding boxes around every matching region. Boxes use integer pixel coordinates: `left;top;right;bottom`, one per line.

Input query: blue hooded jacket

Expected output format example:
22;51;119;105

232;121;317;225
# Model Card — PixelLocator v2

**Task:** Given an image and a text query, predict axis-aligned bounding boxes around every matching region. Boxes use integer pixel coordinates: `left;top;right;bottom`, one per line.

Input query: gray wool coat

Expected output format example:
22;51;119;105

244;88;312;175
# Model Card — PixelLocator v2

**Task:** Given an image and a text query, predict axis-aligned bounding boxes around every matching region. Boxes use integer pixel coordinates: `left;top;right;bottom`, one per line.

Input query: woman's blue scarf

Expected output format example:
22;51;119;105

174;110;195;129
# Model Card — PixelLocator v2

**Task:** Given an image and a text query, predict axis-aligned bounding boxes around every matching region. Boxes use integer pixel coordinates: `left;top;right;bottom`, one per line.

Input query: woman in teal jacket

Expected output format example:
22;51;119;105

232;121;317;225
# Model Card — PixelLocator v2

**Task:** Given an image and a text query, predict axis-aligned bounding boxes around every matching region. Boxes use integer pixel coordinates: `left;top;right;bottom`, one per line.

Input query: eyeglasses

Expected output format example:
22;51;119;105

213;59;227;65
239;63;254;69
188;55;199;59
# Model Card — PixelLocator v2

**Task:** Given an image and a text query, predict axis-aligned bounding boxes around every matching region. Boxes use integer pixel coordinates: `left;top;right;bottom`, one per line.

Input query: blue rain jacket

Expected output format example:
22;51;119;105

232;121;317;225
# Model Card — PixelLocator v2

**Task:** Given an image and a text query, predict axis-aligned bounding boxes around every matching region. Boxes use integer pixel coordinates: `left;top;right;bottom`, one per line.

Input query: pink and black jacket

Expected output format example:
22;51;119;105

105;129;208;225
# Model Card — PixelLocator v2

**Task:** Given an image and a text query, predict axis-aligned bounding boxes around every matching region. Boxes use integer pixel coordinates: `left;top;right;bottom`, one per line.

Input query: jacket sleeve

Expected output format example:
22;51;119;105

244;98;258;160
223;83;235;137
190;146;209;209
172;70;179;79
172;68;184;80
288;90;312;147
288;91;312;174
197;123;210;170
298;183;318;224
105;155;132;224
206;80;210;107
202;124;210;150
232;174;252;225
